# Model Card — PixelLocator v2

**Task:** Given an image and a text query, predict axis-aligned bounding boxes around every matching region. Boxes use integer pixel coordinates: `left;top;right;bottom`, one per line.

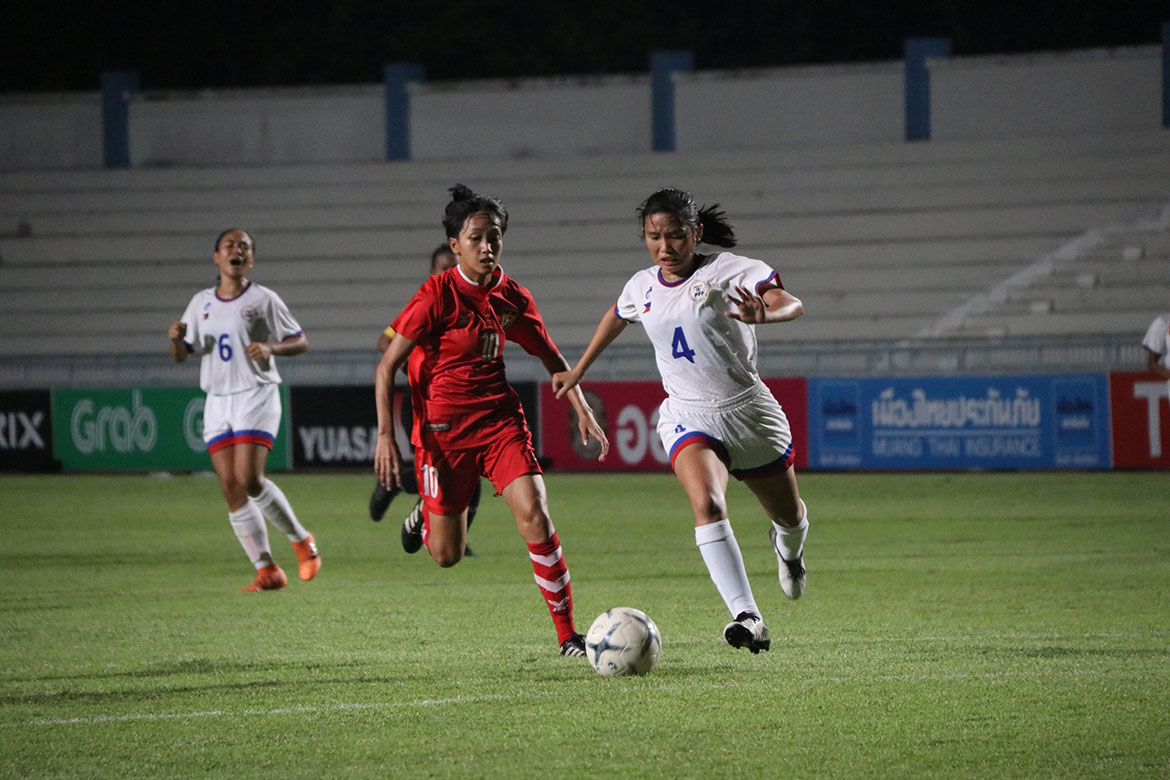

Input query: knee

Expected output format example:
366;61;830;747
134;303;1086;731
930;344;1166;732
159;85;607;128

243;476;265;498
692;492;727;525
430;543;464;568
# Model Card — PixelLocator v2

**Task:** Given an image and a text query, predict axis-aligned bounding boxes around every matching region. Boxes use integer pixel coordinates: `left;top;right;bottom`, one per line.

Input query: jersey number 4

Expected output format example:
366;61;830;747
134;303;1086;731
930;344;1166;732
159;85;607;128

671;327;696;363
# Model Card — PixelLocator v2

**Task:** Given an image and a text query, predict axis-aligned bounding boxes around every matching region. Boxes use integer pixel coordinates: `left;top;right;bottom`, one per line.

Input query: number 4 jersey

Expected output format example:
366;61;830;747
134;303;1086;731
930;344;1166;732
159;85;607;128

615;252;782;404
179;282;303;395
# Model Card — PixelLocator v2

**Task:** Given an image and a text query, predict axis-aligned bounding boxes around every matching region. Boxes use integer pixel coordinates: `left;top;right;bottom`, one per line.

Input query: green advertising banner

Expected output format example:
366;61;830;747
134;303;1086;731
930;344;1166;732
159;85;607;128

51;387;290;472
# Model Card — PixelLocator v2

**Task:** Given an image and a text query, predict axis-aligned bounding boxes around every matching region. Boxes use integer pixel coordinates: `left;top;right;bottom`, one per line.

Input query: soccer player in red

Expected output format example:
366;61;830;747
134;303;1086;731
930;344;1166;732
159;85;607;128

374;184;609;657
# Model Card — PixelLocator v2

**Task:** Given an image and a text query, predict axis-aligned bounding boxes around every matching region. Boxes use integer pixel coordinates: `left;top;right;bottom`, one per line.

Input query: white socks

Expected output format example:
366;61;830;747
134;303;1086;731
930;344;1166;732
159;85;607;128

229;502;271;569
695;519;759;618
771;499;809;562
251;478;308;542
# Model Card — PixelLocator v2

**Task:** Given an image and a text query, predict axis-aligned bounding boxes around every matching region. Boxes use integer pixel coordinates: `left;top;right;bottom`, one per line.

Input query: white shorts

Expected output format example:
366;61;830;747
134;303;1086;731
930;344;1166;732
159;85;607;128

657;383;794;478
202;383;282;454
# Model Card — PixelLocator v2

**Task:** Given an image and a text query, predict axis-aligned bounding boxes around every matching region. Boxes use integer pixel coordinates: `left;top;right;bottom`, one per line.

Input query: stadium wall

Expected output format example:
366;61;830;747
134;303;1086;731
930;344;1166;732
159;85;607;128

0;43;1164;171
6;373;1168;473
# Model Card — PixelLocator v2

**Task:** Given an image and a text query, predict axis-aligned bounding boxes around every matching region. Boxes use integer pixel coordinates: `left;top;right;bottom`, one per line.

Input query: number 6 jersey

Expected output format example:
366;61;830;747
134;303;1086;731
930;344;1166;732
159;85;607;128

179;282;303;395
615;252;782;404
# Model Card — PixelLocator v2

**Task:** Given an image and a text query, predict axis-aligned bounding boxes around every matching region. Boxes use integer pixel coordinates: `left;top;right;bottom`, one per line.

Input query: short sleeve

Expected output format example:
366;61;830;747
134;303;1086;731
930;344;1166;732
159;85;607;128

615;273;647;322
1142;315;1169;361
391;278;440;342
179;293;204;354
267;289;303;341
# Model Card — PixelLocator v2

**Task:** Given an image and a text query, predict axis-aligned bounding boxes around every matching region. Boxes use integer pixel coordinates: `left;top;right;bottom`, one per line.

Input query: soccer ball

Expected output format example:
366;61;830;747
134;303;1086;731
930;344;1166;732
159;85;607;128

585;607;662;677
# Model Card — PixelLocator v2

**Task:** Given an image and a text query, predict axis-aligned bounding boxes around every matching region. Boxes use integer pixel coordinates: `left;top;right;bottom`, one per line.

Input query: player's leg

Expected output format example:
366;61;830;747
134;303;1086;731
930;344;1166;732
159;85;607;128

673;441;770;653
743;465;807;599
236;385;320;581
500;472;583;656
461;479;483;557
411;447;474;567
210;443;285;591
205;392;284;591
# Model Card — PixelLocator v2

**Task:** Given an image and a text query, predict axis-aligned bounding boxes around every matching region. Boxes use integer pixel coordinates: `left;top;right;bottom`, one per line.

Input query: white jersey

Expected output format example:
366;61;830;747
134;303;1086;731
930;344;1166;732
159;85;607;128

615;251;781;404
1142;312;1170;370
179;281;303;395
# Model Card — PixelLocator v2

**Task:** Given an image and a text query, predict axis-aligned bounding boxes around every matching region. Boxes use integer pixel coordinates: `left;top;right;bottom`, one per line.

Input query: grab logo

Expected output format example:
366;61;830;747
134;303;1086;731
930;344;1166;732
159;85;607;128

183;397;205;452
70;390;158;454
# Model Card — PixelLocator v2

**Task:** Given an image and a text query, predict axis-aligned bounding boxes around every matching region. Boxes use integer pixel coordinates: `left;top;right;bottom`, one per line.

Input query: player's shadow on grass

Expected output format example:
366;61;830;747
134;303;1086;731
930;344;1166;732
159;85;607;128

0;658;435;706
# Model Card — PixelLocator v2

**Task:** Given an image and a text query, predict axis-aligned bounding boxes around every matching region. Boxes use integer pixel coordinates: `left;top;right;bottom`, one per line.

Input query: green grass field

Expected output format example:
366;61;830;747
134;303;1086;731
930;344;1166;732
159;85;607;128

2;471;1168;778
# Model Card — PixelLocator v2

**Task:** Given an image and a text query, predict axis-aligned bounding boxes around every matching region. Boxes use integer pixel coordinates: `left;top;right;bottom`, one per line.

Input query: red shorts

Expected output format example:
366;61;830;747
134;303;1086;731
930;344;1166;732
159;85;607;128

414;425;542;516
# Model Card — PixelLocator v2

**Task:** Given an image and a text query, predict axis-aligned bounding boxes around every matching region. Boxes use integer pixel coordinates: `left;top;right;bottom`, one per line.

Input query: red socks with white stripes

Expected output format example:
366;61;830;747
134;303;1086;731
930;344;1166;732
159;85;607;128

527;533;576;644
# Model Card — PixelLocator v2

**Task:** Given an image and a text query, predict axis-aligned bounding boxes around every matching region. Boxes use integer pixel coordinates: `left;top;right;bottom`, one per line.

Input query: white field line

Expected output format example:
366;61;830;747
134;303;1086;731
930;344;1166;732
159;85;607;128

8;631;1168;729
18;692;521;728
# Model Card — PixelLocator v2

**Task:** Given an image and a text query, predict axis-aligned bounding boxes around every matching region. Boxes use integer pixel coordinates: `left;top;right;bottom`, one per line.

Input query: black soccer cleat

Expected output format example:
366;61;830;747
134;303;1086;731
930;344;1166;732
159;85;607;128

559;633;587;658
369;480;400;521
401;499;424;553
723;612;771;654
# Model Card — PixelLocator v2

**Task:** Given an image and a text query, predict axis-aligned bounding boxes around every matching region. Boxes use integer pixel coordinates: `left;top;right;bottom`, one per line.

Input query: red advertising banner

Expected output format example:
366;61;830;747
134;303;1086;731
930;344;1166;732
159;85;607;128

1110;372;1170;468
540;378;808;472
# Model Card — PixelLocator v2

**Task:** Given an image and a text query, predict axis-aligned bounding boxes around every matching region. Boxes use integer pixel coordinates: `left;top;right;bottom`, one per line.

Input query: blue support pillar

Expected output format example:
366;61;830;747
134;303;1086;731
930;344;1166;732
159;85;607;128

384;62;425;161
904;37;951;142
101;70;139;168
650;50;694;152
1162;21;1170;128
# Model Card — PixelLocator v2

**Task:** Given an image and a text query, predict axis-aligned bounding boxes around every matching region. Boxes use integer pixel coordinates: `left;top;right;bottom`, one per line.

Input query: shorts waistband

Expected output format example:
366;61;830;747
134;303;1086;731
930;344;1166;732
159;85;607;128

667;382;769;412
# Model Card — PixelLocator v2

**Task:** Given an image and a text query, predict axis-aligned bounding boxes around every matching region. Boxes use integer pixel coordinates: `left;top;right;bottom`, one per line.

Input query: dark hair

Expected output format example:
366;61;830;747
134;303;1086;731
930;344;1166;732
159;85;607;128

442;184;509;239
214;228;255;253
636;188;736;248
430;243;454;269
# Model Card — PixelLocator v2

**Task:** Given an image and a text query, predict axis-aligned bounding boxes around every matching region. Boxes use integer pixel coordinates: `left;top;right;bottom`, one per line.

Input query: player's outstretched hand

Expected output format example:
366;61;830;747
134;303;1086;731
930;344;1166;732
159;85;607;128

725;285;767;324
579;407;609;462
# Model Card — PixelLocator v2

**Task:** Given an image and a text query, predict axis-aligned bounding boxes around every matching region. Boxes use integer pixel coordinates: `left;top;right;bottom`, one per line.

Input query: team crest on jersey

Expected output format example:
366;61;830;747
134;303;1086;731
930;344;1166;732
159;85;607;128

687;279;710;303
240;305;263;323
496;306;519;330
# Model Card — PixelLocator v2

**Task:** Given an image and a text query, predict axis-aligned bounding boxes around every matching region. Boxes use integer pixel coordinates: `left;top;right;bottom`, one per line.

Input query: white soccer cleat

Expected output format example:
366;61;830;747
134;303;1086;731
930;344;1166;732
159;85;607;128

770;525;806;599
723;612;770;654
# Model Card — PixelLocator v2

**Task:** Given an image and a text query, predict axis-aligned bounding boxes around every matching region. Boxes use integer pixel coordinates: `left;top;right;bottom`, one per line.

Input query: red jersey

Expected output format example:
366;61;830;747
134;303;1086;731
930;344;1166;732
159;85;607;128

391;266;559;451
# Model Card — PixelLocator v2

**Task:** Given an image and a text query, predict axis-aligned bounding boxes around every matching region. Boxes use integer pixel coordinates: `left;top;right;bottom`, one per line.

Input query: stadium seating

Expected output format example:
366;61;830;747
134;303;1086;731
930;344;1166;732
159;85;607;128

0;130;1167;378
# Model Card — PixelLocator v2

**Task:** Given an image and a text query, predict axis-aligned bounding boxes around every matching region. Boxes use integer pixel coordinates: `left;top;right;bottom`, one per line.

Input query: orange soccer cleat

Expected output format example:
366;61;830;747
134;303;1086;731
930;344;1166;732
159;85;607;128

240;564;288;592
291;533;321;582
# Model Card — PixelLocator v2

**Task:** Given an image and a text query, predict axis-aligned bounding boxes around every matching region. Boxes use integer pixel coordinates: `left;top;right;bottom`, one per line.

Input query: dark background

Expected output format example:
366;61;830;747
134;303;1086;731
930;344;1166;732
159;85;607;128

4;1;1170;93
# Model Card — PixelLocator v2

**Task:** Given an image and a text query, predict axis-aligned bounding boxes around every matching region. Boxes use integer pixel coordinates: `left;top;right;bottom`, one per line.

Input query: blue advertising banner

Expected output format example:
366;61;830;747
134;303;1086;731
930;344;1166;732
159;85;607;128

807;374;1110;470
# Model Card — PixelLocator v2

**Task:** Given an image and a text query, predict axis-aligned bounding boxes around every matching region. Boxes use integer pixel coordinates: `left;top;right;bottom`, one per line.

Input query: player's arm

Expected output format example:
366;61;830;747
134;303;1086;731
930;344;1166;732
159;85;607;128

1146;349;1170;379
245;332;308;366
375;332;415;489
552;306;628;400
168;320;190;363
377;325;395;353
539;352;609;462
727;284;803;325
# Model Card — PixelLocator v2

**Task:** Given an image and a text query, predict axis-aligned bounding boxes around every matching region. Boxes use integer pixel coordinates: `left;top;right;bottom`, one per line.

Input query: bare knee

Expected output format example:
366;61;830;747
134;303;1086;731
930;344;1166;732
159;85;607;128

431;547;463;568
691;492;727;525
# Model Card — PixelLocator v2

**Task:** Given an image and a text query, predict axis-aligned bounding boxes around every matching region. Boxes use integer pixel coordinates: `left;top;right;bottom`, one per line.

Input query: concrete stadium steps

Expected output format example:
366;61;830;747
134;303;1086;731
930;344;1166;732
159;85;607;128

1;130;1166;360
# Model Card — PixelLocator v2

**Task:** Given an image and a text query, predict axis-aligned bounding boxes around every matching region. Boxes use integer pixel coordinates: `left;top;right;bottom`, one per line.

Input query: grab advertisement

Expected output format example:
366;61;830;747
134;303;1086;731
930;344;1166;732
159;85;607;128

539;379;808;471
51;387;290;471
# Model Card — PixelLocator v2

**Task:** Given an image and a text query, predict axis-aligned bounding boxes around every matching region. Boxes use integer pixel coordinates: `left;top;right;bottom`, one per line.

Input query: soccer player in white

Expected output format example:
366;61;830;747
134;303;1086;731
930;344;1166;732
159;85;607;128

1142;311;1170;386
553;188;809;654
168;228;321;592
